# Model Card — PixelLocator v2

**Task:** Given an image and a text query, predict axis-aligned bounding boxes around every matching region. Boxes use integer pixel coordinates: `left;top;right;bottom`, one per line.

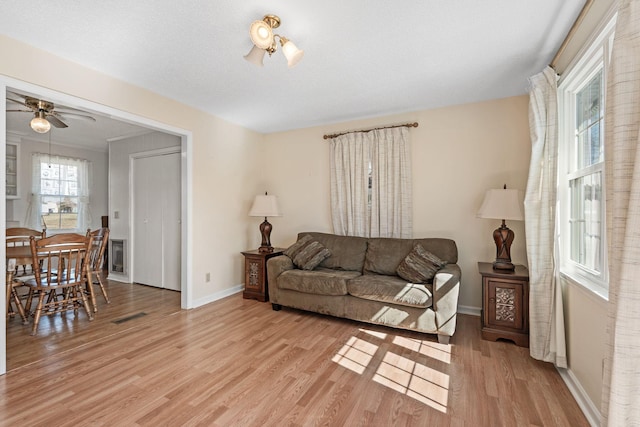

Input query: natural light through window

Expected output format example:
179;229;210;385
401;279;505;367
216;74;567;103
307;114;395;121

331;337;378;375
374;351;449;413
333;331;451;413
392;336;452;364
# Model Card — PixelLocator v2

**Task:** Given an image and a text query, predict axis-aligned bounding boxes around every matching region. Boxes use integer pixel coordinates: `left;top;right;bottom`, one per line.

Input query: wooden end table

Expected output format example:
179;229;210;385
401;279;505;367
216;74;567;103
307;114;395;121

478;262;529;347
241;249;284;302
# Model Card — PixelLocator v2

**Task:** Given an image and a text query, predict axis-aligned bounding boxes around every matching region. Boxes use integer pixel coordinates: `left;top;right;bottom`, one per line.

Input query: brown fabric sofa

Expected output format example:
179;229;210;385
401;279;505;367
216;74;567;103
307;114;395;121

267;232;461;344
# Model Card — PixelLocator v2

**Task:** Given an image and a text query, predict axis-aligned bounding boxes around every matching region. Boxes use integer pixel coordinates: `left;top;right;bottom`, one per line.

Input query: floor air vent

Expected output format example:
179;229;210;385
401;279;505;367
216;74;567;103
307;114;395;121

112;312;147;324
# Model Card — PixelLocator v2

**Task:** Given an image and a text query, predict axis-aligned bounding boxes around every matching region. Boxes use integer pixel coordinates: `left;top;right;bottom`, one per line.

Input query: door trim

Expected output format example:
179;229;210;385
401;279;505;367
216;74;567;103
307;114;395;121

1;76;194;376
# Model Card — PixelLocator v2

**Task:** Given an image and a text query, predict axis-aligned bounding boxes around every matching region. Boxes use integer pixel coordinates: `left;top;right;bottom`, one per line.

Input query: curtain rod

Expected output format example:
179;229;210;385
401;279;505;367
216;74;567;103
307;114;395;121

323;122;418;140
550;0;594;70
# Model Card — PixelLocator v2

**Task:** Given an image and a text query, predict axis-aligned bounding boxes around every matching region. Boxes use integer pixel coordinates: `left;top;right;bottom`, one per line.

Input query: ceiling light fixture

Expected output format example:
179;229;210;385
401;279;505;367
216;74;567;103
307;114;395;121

244;14;304;68
30;110;51;134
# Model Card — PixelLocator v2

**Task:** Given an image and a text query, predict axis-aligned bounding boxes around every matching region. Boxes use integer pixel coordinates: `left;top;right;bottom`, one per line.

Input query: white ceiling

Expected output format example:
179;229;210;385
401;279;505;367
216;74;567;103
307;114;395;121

1;0;585;140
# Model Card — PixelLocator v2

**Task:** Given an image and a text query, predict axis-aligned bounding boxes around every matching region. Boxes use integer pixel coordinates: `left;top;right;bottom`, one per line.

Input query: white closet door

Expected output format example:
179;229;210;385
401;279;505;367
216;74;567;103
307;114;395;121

160;152;181;291
132;151;181;290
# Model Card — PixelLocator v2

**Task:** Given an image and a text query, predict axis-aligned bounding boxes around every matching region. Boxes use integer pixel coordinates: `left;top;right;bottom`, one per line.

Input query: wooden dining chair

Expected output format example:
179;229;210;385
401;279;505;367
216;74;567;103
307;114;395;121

85;227;110;311
24;233;94;335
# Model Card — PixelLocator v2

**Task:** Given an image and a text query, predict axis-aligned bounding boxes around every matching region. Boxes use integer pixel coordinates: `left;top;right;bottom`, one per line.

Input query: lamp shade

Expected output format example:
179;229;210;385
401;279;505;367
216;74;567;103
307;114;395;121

249;20;274;49
477;188;524;221
249;194;282;217
281;40;304;68
244;45;266;67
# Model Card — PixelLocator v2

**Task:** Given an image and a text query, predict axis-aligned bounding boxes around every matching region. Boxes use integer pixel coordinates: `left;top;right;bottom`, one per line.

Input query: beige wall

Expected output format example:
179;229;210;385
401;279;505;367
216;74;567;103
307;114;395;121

0;35;264;304
263;95;531;310
563;277;607;407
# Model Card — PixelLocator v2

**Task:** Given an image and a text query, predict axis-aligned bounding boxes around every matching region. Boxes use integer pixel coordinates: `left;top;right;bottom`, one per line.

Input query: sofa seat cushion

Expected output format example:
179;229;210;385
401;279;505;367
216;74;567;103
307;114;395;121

278;268;361;296
347;275;433;309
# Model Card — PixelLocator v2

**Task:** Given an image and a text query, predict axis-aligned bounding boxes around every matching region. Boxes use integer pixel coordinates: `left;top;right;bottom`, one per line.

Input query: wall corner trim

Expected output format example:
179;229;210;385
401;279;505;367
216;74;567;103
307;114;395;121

192;284;244;308
557;367;601;427
457;305;481;316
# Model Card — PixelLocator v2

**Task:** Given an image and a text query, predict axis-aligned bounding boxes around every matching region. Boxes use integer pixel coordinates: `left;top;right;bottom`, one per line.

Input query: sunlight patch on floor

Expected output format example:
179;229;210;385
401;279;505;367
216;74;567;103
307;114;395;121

359;328;387;340
392;335;451;364
331;336;378;375
333;333;450;413
373;351;449;413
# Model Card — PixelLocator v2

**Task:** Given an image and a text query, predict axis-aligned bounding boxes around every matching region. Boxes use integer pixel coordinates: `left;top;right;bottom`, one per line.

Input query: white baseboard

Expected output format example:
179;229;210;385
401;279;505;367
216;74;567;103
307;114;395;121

107;273;129;283
192;284;244;308
557;367;601;427
457;305;481;316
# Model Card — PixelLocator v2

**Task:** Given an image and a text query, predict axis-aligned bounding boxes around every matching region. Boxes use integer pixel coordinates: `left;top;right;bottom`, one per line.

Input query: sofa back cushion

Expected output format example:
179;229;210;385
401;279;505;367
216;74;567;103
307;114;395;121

299;232;368;272
364;237;458;276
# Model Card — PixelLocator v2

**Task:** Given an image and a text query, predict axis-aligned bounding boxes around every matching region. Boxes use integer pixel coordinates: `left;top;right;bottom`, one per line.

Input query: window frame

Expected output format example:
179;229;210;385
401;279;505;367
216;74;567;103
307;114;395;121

30;153;90;234
39;160;81;232
558;15;616;299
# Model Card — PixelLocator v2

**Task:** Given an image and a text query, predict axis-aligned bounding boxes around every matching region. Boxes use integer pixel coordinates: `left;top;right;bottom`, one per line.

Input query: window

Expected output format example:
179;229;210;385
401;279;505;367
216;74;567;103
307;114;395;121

29;153;91;232
40;161;80;230
558;16;616;296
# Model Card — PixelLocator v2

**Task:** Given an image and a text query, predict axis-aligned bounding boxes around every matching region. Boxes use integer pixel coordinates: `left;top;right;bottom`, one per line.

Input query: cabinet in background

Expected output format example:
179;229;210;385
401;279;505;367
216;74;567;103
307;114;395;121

6;142;19;199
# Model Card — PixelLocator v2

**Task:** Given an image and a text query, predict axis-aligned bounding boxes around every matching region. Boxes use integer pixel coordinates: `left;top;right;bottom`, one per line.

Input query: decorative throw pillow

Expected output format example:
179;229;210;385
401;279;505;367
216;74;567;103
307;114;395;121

396;244;446;283
284;234;331;270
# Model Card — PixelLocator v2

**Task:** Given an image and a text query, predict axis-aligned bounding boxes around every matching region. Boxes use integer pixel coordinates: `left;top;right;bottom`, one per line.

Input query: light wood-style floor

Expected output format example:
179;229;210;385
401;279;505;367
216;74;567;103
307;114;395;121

2;280;589;426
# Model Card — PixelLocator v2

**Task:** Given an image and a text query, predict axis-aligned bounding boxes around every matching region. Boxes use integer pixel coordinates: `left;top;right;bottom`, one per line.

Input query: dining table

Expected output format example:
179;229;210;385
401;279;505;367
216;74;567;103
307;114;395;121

6;244;33;323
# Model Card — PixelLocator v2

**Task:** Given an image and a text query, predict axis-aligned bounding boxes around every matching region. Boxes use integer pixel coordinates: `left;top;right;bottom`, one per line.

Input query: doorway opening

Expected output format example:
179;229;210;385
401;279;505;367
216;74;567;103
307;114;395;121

1;77;193;374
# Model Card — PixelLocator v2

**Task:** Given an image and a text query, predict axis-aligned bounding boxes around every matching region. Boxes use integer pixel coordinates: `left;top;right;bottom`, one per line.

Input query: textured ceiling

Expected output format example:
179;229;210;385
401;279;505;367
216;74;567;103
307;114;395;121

1;0;585;136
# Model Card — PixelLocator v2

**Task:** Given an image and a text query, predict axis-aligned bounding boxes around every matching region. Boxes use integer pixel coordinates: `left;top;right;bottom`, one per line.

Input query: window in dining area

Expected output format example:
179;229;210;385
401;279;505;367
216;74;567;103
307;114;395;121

27;153;91;232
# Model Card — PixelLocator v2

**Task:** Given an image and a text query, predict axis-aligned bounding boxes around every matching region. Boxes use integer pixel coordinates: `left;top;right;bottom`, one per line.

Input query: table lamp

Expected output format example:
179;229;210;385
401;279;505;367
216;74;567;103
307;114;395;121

477;185;524;270
249;192;282;253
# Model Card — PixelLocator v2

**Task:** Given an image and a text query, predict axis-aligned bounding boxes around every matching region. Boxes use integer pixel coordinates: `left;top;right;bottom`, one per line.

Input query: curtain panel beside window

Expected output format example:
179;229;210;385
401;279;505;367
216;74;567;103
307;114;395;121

330;127;412;238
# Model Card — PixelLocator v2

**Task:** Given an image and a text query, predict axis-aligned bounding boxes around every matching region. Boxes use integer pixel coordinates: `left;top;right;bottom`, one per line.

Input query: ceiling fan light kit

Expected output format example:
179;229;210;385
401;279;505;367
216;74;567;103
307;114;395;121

7;93;96;134
30;110;51;133
245;14;304;68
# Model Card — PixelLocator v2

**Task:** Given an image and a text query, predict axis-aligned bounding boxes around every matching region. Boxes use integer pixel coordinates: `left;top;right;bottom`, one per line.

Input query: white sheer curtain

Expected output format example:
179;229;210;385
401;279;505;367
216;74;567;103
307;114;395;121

601;1;640;424
330;127;412;238
26;153;92;232
524;66;567;368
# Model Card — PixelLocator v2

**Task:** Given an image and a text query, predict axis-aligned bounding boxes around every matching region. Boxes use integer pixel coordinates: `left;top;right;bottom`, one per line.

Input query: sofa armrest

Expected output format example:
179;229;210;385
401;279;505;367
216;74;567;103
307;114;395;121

432;264;461;337
267;255;294;301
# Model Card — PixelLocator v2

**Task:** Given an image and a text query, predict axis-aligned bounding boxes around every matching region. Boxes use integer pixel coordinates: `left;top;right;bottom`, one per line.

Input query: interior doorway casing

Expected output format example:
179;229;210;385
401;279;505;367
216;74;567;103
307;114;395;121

0;76;194;376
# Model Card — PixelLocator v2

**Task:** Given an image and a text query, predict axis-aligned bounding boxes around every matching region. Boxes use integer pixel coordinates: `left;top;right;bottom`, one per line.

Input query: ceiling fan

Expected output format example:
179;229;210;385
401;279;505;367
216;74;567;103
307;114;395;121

6;93;96;134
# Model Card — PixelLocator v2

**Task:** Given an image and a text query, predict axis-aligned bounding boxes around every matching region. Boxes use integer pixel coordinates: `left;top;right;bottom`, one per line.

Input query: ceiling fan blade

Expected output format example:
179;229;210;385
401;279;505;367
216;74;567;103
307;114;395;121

6;109;33;113
6;97;28;107
46;114;68;128
55;111;96;122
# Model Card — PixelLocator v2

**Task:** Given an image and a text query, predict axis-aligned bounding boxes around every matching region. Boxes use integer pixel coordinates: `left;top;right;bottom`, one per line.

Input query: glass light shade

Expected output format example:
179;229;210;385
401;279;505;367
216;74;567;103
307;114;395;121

249;195;282;217
30;115;51;133
249;20;274;49
477;188;524;221
244;45;266;67
282;40;304;68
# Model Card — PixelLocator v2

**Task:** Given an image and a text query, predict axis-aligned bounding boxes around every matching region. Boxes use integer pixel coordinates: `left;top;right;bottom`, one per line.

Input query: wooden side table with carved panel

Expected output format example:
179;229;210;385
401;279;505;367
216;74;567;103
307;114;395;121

242;249;284;302
478;262;529;347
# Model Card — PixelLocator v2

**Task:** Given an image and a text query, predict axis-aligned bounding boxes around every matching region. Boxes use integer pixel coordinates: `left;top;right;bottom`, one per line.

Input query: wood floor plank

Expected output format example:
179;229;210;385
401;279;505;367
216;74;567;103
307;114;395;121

2;281;590;426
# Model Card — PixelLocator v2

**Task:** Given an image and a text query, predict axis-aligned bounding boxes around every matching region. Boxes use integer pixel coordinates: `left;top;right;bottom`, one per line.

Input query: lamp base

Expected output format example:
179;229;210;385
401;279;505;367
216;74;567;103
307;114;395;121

493;259;515;271
258;218;274;253
492;220;515;271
